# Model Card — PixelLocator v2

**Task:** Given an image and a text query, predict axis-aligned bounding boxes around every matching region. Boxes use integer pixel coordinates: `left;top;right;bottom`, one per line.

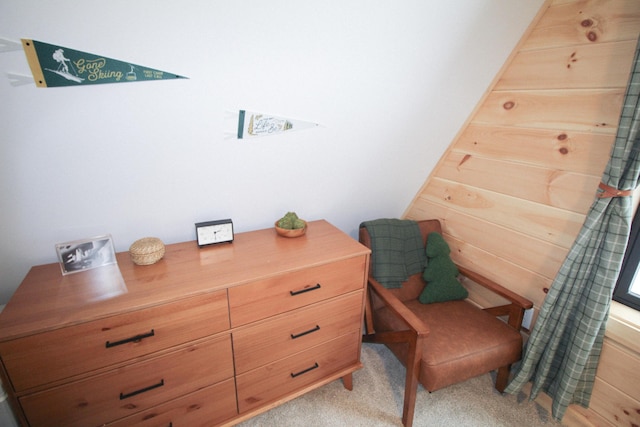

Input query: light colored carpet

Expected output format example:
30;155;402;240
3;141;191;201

237;343;561;426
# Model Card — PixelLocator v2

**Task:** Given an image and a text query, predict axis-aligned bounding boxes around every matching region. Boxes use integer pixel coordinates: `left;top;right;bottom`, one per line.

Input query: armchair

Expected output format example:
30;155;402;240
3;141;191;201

360;219;533;427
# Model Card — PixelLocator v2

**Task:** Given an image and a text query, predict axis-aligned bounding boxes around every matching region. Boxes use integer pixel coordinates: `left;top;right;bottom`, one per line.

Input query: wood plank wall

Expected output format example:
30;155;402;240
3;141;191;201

403;0;640;425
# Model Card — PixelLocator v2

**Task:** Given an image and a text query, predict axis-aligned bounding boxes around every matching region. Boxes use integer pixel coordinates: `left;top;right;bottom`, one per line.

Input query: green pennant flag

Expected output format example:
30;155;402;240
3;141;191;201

22;39;187;88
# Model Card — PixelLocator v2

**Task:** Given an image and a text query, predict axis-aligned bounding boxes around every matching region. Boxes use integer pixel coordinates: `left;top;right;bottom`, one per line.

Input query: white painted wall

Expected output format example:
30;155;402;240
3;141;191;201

0;0;544;304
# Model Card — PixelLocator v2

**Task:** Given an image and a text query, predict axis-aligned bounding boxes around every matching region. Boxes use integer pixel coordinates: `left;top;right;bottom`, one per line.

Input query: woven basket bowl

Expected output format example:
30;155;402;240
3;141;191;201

129;237;165;265
274;220;307;238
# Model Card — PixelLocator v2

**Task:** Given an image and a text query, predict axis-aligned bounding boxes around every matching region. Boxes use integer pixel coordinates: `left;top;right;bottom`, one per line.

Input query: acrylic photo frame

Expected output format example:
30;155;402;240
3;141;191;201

55;234;117;275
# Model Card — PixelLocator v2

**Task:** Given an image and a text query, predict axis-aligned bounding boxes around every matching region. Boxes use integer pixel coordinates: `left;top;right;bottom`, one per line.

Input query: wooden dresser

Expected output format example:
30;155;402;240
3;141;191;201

0;220;370;427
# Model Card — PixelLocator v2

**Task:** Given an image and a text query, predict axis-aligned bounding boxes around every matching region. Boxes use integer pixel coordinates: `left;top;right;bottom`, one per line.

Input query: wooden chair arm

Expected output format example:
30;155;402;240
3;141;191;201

365;276;426;427
456;265;532;330
457;265;533;310
367;276;430;337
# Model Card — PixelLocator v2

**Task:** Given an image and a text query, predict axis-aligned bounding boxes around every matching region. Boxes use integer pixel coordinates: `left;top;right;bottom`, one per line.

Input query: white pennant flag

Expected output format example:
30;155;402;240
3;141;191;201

237;110;319;139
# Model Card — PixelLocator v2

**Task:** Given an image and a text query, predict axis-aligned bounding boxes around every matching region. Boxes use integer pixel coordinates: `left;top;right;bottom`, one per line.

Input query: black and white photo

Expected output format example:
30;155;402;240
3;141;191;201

55;235;116;275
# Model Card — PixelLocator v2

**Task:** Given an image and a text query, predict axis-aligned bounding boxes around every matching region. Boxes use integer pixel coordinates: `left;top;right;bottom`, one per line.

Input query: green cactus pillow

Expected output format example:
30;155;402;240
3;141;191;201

419;232;469;304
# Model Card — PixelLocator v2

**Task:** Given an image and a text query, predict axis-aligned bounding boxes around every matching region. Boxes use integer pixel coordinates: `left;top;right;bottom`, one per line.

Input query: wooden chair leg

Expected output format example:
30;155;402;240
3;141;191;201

401;334;422;427
402;334;423;427
363;330;422;427
495;365;510;392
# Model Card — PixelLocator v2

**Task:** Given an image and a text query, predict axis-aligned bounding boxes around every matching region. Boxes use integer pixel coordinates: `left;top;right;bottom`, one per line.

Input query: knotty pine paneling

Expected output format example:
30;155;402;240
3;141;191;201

404;1;640;422
407;201;556;308
448;236;552;309
408;202;567;281
455;124;614;175
497;40;637;90
597;340;640;402
606;304;640;354
405;0;639;307
416;178;585;248
473;89;625;134
586;377;640;427
439;151;599;213
522;0;640;51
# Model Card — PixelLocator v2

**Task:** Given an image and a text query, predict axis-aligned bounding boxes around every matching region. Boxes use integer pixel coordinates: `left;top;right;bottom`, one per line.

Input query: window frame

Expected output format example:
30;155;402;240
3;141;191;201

613;203;640;311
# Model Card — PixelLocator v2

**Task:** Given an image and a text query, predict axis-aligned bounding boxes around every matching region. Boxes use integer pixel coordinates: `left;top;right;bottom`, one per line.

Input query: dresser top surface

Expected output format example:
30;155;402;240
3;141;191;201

0;220;369;340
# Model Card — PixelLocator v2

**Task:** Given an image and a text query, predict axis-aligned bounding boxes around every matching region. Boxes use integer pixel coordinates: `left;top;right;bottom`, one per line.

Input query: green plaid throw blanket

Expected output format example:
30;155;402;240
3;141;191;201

361;219;426;288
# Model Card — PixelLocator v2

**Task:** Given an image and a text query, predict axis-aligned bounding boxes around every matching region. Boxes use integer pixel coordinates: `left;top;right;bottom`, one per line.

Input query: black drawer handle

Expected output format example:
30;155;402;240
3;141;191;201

290;283;321;296
291;362;319;378
291;325;320;339
106;329;155;348
119;379;164;400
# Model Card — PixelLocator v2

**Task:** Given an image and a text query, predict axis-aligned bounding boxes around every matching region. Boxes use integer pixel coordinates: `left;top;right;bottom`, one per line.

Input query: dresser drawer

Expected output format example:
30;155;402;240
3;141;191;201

236;331;360;413
20;334;233;427
105;379;237;427
0;290;229;392
233;291;363;374
229;256;366;326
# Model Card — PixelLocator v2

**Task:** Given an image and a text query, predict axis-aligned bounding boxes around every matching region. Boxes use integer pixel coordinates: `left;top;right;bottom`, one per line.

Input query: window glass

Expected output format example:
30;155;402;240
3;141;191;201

613;202;640;311
630;273;640;297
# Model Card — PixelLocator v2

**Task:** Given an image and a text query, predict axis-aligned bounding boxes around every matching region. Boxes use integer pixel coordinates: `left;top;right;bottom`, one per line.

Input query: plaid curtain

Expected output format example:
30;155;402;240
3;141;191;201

505;37;640;421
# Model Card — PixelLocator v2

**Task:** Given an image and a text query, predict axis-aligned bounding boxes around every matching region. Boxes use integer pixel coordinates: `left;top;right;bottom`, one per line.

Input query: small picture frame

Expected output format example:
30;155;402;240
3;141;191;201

56;234;117;275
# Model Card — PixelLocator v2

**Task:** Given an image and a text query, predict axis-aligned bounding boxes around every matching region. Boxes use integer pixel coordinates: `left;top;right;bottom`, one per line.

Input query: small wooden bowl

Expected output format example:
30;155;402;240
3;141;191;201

274;220;307;238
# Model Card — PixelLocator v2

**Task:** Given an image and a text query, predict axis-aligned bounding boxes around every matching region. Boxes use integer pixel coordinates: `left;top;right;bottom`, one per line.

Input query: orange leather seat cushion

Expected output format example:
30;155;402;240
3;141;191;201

374;299;522;391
